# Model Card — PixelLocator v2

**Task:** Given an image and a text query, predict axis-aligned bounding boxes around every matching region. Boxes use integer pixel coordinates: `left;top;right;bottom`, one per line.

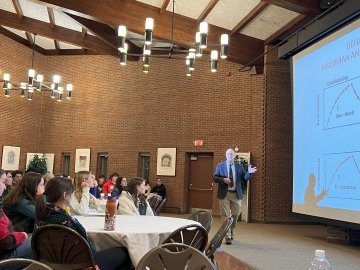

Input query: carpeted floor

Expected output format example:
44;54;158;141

164;213;360;269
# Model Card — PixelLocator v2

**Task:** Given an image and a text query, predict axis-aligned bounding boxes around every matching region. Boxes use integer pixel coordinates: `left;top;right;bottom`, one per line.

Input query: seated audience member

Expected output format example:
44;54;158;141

0;170;11;201
144;179;151;198
69;171;103;215
36;177;132;270
43;172;55;185
0;173;33;260
11;170;23;187
3;172;44;233
150;178;167;199
102;173;119;194
111;176;127;198
118;177;154;216
90;175;106;199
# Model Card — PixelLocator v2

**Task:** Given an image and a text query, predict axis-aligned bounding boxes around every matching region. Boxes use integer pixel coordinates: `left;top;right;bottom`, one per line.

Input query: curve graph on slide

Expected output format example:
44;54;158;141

324;151;360;201
323;77;360;130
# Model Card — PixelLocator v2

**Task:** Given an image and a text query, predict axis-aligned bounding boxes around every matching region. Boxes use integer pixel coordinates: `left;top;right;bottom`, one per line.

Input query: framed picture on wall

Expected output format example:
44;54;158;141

157;148;176;176
75;149;91;173
1;146;21;170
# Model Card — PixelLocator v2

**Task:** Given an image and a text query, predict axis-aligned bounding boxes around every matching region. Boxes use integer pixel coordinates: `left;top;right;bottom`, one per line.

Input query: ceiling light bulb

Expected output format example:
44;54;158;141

3;73;10;81
199;22;208;34
118;25;127;37
36;74;43;82
145;18;154;30
28;69;35;78
211;50;218;60
221;34;229;45
195;32;201;43
53;75;61;84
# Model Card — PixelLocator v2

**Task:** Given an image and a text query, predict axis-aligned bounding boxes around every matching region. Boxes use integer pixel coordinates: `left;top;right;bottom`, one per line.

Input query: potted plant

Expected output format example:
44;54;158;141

27;154;48;175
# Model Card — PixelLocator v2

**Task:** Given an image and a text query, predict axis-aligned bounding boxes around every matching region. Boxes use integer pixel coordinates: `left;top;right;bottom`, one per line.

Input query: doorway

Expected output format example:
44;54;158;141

186;153;214;212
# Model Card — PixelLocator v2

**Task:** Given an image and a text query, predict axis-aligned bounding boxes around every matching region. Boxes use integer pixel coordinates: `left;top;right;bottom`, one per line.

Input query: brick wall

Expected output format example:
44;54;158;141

0;34;302;222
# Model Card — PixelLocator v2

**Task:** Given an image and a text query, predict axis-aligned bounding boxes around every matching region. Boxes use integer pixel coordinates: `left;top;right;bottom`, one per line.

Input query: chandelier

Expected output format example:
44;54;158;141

117;0;229;76
1;34;73;101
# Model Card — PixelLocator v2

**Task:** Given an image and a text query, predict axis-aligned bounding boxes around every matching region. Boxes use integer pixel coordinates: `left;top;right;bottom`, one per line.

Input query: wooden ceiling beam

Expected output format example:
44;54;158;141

12;0;23;19
262;0;321;16
28;0;264;66
197;0;219;24
0;9;118;56
230;2;269;36
160;0;170;15
0;26;47;54
63;12;141;58
25;32;34;45
47;7;55;28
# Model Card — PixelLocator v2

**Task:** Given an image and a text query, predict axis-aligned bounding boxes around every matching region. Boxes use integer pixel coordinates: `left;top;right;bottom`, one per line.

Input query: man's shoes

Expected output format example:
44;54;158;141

225;238;232;245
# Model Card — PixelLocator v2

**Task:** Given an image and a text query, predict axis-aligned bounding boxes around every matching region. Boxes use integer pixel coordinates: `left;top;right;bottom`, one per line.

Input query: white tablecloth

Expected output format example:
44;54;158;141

75;215;200;266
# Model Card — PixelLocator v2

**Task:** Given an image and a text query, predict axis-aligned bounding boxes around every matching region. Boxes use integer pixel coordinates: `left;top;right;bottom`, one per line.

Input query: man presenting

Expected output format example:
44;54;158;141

213;148;257;245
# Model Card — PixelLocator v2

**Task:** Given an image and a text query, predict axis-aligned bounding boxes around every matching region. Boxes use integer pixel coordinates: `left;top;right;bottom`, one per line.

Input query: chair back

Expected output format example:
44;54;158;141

162;224;208;252
188;210;213;232
31;224;97;270
0;258;52;270
205;217;233;262
154;198;166;216
136;243;216;270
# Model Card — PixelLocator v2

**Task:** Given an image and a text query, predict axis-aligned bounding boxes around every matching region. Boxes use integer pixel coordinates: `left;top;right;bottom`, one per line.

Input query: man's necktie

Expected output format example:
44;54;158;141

229;164;234;188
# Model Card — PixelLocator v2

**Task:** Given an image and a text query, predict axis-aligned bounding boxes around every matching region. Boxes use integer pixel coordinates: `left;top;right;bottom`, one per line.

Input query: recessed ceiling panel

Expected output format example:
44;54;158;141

206;0;261;30
53;10;82;33
58;41;81;50
240;5;299;40
0;0;16;13
2;26;27;39
19;0;49;23
165;0;210;19
35;35;56;50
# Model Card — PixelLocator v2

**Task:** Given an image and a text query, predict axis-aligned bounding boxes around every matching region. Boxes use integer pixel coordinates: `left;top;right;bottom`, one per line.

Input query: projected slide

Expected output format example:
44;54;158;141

292;18;360;224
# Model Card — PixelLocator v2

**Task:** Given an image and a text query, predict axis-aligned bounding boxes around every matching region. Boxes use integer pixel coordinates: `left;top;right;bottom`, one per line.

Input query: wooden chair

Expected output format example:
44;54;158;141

154;198;166;216
188;210;213;232
205;217;233;264
31;224;97;270
162;224;208;252
0;258;52;270
136;243;216;270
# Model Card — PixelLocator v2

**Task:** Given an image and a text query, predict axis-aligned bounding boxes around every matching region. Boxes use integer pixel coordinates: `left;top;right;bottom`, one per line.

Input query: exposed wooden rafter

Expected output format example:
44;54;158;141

160;0;170;15
47;7;55;28
0;9;119;56
26;0;264;66
230;2;269;36
12;0;33;46
262;0;321;16
196;0;219;24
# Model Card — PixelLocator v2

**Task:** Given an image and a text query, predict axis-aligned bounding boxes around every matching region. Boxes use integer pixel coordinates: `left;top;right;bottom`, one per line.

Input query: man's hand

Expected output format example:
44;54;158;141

223;177;231;184
248;165;257;174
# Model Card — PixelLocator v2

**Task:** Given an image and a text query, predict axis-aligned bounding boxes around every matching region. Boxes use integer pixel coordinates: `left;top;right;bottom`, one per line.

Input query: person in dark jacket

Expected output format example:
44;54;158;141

0;168;33;260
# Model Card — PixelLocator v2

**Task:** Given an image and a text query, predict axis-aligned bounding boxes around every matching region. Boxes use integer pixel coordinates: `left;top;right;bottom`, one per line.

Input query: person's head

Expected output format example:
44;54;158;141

115;176;126;189
109;172;119;184
74;171;95;191
11;170;23;185
97;175;106;185
226;148;235;163
127;177;146;196
156;178;162;186
0;169;6;196
3;172;44;206
5;171;13;186
43;172;55;184
36;177;75;221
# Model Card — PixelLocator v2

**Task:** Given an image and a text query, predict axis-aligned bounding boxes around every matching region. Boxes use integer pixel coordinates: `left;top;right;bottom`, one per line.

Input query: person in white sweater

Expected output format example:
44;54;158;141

69;171;103;215
118;177;154;216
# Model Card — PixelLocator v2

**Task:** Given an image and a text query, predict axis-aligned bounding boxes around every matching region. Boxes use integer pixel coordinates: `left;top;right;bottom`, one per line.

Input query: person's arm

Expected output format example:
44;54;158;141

69;187;91;215
0;213;27;253
117;195;138;215
14;199;36;219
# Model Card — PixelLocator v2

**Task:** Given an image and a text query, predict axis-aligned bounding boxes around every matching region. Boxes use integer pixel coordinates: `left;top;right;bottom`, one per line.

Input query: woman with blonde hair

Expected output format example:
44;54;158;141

118;177;154;216
69;171;103;215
